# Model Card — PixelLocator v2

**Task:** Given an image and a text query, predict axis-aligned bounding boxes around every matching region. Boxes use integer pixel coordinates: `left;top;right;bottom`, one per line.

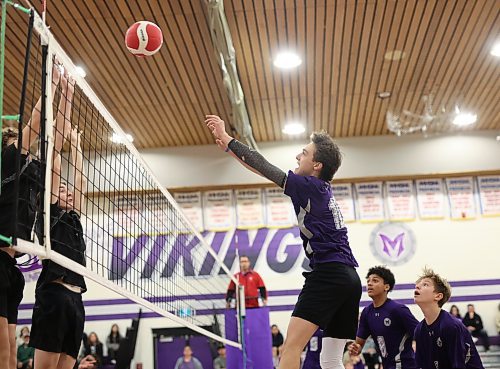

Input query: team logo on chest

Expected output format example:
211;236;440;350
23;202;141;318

436;337;442;347
384;318;391;327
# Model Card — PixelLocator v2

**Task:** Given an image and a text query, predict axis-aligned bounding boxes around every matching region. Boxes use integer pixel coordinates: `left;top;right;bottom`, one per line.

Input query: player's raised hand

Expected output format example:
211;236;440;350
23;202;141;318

204;115;227;140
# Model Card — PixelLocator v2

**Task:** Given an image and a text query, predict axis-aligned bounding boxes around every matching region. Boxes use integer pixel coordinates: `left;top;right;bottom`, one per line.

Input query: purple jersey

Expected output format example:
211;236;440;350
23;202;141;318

414;310;484;369
357;299;418;369
302;329;323;369
284;171;358;268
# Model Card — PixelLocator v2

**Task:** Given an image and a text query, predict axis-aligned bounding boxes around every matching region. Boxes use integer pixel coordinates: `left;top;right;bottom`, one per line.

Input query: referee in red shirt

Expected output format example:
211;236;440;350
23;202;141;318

226;255;267;309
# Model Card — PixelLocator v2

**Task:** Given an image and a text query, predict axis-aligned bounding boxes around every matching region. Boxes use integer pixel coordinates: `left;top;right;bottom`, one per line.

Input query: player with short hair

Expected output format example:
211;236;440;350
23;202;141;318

205;115;361;369
413;268;484;369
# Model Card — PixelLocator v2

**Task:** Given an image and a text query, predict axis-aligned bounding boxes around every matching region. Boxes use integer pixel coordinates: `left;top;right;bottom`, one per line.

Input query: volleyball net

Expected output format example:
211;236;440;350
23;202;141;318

1;2;242;348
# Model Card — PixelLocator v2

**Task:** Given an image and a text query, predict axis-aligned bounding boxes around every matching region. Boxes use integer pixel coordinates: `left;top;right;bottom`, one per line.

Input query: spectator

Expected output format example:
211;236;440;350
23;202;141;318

361;337;380;369
462;304;490;351
449;304;462;320
271;324;284;367
84;332;104;367
17;333;34;369
213;345;226;369
226;255;267;309
17;326;30;346
174;345;203;369
106;324;122;361
496;303;500;335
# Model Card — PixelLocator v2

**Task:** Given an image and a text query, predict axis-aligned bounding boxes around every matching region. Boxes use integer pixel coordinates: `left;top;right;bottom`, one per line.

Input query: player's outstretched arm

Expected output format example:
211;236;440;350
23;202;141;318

205;115;286;188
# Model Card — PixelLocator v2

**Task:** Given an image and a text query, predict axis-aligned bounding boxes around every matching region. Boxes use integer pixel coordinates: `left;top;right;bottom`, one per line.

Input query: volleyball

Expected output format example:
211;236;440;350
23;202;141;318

125;21;163;57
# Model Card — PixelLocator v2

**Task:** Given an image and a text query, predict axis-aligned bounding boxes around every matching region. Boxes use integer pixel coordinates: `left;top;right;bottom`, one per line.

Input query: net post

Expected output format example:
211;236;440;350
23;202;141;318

11;7;33;248
39;40;54;254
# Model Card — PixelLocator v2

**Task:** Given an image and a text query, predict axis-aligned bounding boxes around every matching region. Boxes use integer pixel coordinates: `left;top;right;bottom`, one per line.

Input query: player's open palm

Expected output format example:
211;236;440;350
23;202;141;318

205;115;226;139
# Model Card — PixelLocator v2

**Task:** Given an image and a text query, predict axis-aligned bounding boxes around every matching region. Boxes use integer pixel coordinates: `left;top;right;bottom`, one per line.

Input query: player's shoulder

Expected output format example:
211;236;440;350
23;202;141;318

440;311;466;333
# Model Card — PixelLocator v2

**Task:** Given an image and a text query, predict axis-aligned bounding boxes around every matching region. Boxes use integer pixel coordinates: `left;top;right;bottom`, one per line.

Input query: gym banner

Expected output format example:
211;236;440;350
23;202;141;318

355;182;385;222
174;191;204;231
235;188;265;229
415;179;445;219
264;187;296;228
202;190;235;231
386;180;415;221
477;176;500;217
332;183;356;222
445;177;476;220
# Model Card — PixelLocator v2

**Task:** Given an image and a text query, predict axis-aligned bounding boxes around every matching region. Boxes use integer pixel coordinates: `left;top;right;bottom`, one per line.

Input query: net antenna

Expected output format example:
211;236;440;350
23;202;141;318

11;5;241;349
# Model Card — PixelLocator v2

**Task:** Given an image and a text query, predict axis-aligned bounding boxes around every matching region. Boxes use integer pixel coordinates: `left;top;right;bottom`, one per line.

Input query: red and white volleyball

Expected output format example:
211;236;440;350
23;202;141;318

125;21;163;57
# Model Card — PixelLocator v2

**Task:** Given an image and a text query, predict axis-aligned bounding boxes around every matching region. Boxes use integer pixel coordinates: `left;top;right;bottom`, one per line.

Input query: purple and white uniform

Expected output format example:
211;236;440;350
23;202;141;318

302;329;323;369
414;310;484;369
358;299;418;369
284;171;358;268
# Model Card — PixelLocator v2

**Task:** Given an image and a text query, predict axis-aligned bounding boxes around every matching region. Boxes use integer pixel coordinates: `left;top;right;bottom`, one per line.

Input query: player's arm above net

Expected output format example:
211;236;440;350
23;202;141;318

205;115;286;188
70;129;85;215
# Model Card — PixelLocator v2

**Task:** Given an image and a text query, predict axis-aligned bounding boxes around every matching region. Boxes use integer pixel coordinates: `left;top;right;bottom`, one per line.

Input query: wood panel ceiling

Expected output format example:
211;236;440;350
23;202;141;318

3;0;500;148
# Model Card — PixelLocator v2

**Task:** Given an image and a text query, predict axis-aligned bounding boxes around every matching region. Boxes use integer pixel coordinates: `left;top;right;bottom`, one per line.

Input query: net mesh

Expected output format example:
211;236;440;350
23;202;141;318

2;5;240;347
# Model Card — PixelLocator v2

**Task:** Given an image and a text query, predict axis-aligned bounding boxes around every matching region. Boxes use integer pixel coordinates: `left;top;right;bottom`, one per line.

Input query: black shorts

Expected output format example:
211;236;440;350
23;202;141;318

0;250;25;324
30;283;85;359
292;262;362;339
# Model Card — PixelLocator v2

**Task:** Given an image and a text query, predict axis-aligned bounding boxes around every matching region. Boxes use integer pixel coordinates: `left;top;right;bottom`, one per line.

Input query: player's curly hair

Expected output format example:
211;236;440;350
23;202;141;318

366;266;396;292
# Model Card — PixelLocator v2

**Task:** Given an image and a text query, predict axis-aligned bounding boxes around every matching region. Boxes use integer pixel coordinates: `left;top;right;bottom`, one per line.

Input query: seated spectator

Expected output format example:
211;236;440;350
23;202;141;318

17;326;30;347
17;333;34;369
213;345;226;369
449;304;462;320
84;332;104;367
361;337;380;369
462;304;490;351
106;324;122;362
174;345;203;369
271;324;284;367
496;303;500;335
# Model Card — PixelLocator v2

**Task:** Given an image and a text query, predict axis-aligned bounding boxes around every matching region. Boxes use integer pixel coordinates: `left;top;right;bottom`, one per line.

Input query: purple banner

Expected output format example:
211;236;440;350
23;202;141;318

225;307;274;369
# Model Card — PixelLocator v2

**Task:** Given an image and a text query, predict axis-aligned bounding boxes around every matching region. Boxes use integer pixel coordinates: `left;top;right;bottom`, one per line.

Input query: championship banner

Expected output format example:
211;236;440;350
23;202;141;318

114;194;141;236
445;177;476;220
332;183;356;222
386;180;415;221
235;188;265;229
477;175;500;217
202;190;235;231
415;179;446;219
173;192;204;231
355;182;385;222
264;187;296;228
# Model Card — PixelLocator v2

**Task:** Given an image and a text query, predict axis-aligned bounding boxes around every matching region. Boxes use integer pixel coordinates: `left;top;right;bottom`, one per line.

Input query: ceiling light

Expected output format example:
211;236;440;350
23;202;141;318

282;122;305;135
377;91;391;99
75;66;86;78
491;42;500;57
384;50;406;61
273;51;302;69
496;135;500;142
453;107;477;127
111;132;134;144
